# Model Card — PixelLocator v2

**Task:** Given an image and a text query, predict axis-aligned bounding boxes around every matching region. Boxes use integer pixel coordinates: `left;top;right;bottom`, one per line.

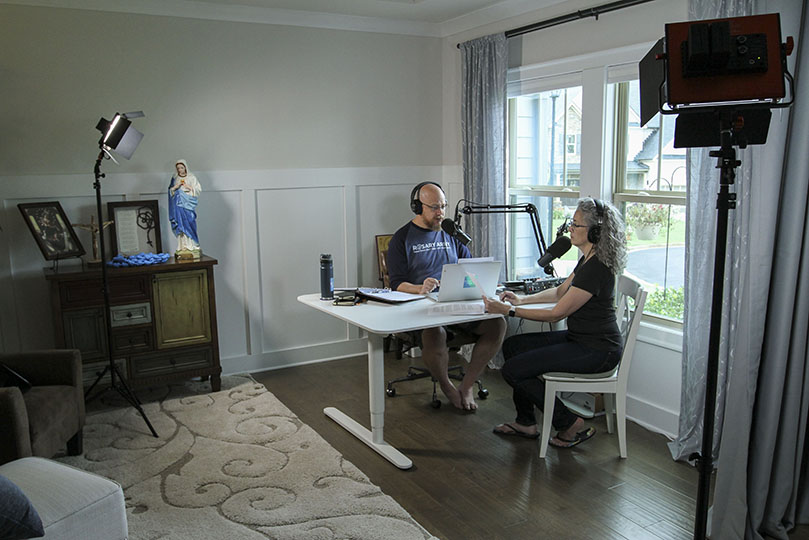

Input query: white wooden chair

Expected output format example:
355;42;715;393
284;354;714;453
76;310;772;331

538;275;647;459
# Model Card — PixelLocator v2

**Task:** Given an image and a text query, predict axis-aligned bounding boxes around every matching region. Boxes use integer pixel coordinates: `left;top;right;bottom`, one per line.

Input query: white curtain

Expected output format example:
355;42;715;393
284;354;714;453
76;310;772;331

459;33;507;268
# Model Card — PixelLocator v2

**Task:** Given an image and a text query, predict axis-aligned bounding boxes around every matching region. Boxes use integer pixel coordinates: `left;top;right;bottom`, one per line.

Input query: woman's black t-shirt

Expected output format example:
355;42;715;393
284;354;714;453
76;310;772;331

566;256;622;352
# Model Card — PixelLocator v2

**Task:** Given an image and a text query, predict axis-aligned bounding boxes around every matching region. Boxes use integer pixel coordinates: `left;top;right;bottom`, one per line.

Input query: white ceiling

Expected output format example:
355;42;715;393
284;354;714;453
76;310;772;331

193;0;522;23
4;0;567;37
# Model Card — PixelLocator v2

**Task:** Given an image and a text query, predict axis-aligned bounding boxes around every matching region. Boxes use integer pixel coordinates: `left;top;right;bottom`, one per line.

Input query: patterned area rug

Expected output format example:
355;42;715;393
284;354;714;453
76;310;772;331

59;376;436;540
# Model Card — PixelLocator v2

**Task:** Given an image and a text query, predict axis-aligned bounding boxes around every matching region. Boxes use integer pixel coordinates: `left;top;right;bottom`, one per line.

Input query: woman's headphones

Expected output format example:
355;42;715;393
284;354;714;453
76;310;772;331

410;181;443;215
588;198;605;244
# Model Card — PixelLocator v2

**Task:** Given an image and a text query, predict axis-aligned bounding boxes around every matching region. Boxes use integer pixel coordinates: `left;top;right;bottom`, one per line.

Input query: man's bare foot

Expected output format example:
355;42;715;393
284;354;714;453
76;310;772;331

438;379;462;408
459;385;477;411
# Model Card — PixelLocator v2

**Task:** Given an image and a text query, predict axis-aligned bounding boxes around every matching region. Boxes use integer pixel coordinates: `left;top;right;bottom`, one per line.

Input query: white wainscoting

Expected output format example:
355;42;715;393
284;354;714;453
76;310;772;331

0;165;455;374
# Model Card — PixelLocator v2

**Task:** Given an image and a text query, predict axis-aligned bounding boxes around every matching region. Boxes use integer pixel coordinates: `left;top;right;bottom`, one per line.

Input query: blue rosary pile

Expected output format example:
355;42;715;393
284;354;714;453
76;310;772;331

107;252;172;267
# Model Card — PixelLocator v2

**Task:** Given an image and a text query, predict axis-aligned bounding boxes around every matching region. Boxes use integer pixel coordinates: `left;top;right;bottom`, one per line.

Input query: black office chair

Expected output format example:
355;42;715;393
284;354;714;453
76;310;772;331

375;234;489;408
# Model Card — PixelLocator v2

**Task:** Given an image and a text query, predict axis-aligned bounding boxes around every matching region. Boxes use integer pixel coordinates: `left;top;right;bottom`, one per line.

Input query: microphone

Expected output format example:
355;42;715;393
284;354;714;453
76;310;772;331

556;219;570;236
441;218;472;246
537;235;572;268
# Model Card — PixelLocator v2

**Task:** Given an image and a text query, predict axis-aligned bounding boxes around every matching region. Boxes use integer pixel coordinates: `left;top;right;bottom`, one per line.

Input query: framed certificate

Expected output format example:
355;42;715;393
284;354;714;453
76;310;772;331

107;200;162;256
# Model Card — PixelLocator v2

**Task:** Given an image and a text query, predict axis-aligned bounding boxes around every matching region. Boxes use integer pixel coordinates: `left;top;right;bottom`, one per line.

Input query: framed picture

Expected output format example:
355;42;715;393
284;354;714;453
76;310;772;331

18;202;85;261
107;200;162;256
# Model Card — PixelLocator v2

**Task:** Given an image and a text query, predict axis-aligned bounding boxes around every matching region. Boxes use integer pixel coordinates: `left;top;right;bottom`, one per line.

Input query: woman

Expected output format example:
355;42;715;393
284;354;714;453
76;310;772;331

168;159;201;257
482;198;627;448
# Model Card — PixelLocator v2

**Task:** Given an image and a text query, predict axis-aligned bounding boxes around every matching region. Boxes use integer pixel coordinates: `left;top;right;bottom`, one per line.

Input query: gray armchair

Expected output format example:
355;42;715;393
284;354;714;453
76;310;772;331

0;350;85;465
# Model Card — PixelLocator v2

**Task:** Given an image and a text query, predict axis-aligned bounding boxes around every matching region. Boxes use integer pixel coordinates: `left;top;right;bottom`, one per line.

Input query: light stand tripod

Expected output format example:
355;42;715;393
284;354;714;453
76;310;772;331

84;118;157;438
689;111;741;540
636;16;795;537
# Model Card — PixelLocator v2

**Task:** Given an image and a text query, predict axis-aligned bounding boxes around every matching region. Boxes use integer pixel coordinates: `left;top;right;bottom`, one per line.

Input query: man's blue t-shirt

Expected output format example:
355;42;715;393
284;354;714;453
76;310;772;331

386;221;471;291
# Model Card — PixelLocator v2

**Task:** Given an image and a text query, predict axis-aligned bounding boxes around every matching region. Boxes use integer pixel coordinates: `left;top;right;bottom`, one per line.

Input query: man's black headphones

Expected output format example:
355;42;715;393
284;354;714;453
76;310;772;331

588;198;605;244
410;181;444;215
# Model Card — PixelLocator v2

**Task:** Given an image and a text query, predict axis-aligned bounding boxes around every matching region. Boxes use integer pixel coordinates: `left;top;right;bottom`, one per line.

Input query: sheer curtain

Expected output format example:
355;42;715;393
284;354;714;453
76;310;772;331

668;0;756;465
712;3;809;537
459;33;507;266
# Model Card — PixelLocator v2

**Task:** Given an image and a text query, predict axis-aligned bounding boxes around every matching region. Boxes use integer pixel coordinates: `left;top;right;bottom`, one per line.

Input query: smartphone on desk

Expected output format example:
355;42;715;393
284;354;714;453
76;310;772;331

333;291;361;306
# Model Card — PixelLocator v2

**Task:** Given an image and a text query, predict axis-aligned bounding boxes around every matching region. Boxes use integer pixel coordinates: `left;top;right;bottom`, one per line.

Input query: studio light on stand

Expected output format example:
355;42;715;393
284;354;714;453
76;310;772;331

85;111;158;437
639;14;793;540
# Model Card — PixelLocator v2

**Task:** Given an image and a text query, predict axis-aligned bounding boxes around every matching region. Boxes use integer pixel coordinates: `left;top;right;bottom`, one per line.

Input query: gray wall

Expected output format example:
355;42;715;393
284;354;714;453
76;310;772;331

0;5;443;175
0;5;450;375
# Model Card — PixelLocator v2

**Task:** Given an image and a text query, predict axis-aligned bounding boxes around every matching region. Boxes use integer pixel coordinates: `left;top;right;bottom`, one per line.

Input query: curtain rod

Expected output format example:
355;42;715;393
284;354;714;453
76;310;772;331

457;0;657;47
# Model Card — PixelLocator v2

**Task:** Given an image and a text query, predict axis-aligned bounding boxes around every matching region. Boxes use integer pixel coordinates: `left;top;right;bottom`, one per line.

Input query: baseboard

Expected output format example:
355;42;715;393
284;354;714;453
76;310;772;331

626;393;679;439
222;338;367;375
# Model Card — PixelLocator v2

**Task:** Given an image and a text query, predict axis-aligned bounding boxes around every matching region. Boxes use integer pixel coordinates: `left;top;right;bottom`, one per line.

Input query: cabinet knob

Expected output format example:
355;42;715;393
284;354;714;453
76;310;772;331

126;312;133;318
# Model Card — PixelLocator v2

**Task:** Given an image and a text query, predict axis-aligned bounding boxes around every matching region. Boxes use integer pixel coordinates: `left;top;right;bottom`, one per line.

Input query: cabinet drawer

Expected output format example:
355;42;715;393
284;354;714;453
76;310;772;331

110;302;152;327
110;326;154;354
130;347;213;378
60;275;151;308
62;308;107;361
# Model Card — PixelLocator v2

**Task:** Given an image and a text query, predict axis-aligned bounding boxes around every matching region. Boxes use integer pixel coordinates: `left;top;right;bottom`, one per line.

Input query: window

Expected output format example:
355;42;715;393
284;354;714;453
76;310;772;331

506;51;687;324
566;134;580;155
612;80;686;322
509;86;582;190
507;86;582;280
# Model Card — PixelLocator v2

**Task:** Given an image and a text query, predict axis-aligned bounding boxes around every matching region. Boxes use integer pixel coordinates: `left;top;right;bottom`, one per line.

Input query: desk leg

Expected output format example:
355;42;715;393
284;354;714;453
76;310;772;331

323;333;412;469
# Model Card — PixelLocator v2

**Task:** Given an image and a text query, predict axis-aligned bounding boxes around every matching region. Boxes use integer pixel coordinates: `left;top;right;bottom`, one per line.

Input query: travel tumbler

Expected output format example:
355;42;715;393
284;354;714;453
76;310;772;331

320;253;334;300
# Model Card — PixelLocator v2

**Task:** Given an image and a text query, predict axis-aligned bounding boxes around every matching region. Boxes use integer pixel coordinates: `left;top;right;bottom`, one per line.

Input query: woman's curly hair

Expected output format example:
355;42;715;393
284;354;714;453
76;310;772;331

578;198;627;275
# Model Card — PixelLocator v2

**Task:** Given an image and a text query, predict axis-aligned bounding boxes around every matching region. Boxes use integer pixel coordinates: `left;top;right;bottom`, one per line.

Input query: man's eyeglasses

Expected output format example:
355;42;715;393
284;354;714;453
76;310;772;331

422;202;447;211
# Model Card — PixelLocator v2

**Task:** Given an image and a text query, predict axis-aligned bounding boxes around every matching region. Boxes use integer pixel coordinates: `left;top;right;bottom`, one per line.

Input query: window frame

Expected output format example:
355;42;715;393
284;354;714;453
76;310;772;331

506;42;685;327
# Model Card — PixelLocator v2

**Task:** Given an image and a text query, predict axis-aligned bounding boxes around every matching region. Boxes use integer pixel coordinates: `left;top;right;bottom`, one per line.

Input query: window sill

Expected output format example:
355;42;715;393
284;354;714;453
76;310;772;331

637;319;682;353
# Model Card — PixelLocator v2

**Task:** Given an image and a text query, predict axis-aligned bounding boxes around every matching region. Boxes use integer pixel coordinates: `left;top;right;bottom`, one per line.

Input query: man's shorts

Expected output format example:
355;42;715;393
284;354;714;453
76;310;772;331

413;320;482;348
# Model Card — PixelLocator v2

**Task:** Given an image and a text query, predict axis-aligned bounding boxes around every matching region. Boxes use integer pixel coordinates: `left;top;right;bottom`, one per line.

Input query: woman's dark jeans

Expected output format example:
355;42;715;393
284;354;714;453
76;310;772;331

501;331;621;432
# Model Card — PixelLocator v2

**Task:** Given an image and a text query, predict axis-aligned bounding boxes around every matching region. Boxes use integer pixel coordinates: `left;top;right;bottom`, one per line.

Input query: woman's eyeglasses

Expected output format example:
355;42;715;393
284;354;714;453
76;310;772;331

568;221;587;230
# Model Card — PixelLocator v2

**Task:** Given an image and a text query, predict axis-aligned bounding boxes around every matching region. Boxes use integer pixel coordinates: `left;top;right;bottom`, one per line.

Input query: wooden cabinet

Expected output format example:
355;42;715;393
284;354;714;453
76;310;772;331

46;255;221;392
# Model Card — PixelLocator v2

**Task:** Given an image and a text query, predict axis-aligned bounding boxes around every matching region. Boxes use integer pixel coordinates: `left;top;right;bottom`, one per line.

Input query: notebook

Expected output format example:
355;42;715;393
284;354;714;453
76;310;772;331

427;260;502;302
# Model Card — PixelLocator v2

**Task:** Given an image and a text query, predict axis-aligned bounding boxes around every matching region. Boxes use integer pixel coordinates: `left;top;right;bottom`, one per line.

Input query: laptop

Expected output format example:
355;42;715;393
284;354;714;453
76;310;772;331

427;260;502;302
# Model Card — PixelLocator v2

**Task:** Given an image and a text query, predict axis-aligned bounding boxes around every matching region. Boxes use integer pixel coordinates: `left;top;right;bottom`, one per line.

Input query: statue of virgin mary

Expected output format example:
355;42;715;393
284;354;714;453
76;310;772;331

168;159;201;259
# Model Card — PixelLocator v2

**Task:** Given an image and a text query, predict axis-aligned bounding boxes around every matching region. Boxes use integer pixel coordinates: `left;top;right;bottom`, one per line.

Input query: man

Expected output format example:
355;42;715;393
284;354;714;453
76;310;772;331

386;182;506;411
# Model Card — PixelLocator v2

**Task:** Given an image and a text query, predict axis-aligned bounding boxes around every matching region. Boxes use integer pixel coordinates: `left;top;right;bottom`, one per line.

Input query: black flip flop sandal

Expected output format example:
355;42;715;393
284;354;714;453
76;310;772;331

492;423;540;439
550;426;596;448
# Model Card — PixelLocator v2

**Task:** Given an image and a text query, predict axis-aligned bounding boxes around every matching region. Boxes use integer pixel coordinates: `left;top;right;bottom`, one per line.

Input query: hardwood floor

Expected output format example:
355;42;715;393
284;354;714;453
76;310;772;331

252;354;809;540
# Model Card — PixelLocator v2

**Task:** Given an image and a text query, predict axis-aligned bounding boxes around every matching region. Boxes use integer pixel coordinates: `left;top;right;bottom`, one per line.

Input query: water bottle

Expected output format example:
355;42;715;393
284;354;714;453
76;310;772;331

320;253;334;300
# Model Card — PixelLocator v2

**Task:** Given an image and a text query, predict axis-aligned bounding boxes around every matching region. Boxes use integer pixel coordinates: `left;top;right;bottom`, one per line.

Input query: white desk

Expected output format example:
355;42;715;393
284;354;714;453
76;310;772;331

297;293;502;469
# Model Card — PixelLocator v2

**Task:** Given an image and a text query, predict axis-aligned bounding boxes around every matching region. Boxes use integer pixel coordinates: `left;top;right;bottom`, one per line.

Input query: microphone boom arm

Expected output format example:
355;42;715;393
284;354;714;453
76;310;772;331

456;201;555;275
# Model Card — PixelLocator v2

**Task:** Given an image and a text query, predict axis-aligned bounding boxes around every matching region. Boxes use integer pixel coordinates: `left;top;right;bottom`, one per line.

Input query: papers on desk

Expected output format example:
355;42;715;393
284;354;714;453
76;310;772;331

458;257;494;263
428;301;485;315
355;288;424;303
